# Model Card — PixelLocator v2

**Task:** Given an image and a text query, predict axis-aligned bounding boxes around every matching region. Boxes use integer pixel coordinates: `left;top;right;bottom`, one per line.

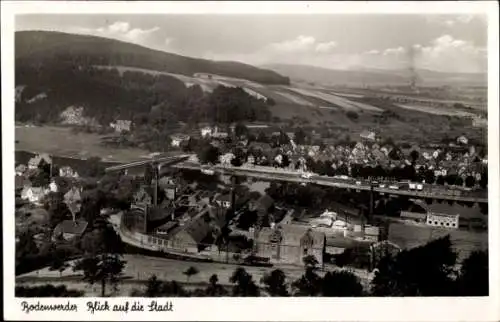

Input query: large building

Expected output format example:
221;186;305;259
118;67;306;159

426;212;459;229
255;224;326;266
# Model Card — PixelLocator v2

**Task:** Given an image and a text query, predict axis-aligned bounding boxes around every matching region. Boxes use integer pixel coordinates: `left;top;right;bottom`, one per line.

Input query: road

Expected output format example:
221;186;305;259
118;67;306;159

17;254;374;296
171;162;487;203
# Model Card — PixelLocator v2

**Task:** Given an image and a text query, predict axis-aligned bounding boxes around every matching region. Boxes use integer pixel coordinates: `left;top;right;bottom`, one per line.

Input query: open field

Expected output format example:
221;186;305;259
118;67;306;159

395;104;478;117
15;126;148;163
388;222;487;263
286;87;383;113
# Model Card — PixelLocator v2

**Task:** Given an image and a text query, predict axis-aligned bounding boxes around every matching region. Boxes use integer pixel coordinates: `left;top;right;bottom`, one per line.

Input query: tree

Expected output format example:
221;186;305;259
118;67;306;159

410;150;419;163
346;111;359;121
256;131;268;143
197;145;220;165
73;253;125;297
465;176;476;188
81;157;105;178
74;224;125;297
294;128;307;145
388;147;402;161
261;269;289;296
234;122;249;138
183;266;200;282
229;267;260;296
371;236;457;296
145;274;163;297
321;270;364;297
49;252;70;277
46;192;71;228
291;255;322;296
204;274;229;296
144;164;154;186
455;250;488;296
479;170;487;189
16;231;39;259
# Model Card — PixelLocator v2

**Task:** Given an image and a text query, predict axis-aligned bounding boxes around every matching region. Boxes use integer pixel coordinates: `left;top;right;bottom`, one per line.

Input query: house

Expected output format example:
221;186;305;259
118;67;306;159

21;187;48;205
64;186;82;205
15;164;27;176
133;187;154;206
426;212;459;229
110;119;132;133
457;135;469;145
28;153;52;169
170;134;190;147
255;224;326;266
220;153;235;166
200;126;213;138
59;166;79;178
49;180;58;193
52;219;88;242
360;130;376;141
167;205;224;252
60;106;85;125
214;193;232;209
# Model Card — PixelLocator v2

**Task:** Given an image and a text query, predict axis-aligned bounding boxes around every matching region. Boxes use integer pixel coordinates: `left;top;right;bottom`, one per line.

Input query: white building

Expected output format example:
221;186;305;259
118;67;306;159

200;126;213;138
170;134;190;147
49;180;58;193
28;153;52;170
59;166;79;178
110;120;132;133
457;135;469;145
426;213;459;229
15;164;27;176
21;187;48;205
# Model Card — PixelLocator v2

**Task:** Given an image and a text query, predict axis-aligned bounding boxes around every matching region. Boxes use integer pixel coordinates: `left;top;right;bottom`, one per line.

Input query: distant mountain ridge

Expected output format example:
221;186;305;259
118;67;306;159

15;30;290;85
262;63;486;87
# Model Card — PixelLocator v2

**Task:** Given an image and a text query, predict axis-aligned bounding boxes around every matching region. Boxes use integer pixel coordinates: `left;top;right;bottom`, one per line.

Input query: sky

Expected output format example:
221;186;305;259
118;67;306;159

15;14;488;73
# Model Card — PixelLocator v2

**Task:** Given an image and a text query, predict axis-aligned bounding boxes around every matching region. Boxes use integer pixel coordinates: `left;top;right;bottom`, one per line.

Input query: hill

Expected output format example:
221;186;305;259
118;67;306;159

262;63;486;87
15;30;290;85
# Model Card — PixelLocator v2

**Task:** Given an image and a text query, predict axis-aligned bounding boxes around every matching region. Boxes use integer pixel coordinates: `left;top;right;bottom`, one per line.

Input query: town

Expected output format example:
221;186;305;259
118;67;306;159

12;13;489;299
15;118;488;297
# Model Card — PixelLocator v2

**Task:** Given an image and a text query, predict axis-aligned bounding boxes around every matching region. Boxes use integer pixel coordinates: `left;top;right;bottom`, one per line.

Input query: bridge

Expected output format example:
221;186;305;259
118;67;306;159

104;155;190;172
172;162;488;203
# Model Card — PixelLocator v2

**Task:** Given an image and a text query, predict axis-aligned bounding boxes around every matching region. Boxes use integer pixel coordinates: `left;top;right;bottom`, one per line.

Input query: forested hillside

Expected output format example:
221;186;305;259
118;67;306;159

15;65;273;126
16;31;290;85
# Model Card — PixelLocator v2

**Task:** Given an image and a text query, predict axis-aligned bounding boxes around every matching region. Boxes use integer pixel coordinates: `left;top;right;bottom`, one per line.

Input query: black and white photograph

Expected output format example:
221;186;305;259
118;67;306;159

2;1;499;321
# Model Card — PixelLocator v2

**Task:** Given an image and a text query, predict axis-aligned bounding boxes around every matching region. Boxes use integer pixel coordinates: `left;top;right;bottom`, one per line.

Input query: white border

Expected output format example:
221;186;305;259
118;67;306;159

2;2;499;321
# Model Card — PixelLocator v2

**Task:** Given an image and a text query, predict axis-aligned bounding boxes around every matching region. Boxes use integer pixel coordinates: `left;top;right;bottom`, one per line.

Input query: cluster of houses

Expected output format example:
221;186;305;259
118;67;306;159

189;124;486;186
15;153;89;242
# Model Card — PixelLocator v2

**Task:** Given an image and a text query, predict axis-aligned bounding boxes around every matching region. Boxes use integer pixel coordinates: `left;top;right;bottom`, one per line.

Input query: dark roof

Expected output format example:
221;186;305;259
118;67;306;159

54;220;88;235
400;211;427;220
258;224;325;248
251;194;274;211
